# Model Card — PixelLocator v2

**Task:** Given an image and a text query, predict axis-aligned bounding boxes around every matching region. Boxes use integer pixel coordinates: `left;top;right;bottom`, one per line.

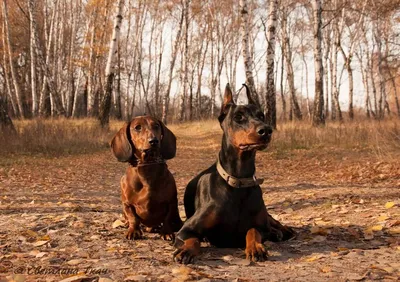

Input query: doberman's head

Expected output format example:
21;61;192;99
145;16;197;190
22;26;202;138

111;116;176;164
218;84;272;152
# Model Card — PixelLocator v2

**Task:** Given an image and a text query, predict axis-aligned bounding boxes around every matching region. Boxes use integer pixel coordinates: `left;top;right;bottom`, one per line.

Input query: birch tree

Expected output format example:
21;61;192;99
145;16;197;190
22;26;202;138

28;0;38;116
311;0;324;126
99;0;124;127
162;2;184;124
240;0;259;105
265;0;278;128
2;0;24;118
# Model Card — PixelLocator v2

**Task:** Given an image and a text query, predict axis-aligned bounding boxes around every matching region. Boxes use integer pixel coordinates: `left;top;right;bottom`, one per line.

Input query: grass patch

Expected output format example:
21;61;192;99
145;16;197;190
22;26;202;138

0;118;399;159
0;118;119;157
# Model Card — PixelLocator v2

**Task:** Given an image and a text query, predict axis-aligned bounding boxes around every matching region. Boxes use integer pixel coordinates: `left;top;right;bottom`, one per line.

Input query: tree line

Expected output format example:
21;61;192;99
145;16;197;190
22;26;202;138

0;0;399;129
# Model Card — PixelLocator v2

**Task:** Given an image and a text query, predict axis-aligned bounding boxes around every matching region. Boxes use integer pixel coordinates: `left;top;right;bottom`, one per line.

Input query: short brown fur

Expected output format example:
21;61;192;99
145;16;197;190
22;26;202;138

111;116;182;241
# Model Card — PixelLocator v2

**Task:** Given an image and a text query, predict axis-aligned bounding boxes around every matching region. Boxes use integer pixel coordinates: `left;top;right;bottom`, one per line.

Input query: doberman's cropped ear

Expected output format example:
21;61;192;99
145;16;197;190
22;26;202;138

242;83;256;105
218;83;235;123
159;120;176;160
111;122;135;162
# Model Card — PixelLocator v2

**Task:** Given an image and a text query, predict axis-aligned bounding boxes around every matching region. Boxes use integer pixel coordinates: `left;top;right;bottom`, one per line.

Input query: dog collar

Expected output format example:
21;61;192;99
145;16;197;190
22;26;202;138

216;158;264;188
130;157;166;167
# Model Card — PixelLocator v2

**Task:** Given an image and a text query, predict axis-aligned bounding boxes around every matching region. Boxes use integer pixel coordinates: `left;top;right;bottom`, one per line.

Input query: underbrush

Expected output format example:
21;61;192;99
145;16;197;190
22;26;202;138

0;118;399;158
0;119;118;156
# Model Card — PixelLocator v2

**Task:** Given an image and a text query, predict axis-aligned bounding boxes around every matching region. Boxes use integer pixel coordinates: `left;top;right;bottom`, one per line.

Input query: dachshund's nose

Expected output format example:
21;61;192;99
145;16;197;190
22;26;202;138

148;137;159;146
257;125;273;137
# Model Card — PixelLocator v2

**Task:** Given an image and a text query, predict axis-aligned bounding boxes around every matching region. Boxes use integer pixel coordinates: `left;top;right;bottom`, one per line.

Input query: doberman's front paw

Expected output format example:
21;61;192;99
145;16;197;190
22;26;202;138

126;227;143;240
173;248;196;264
173;238;200;264
245;242;268;262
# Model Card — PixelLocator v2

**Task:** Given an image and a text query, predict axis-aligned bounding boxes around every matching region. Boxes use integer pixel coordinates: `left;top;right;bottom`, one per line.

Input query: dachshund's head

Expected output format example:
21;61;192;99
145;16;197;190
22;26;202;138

218;84;272;152
111;116;176;163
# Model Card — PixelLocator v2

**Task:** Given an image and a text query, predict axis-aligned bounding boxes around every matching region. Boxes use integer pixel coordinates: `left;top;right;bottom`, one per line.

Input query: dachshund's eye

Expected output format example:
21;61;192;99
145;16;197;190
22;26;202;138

153;124;160;130
234;114;245;123
134;125;142;132
257;113;265;121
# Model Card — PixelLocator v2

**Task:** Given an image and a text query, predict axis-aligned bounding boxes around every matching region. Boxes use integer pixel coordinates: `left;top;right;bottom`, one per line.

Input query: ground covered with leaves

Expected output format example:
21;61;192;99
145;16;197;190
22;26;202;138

0;122;399;281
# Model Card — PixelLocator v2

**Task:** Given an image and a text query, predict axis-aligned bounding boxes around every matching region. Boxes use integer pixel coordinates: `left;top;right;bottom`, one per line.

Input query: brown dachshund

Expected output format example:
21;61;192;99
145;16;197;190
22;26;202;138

173;84;295;264
111;116;183;241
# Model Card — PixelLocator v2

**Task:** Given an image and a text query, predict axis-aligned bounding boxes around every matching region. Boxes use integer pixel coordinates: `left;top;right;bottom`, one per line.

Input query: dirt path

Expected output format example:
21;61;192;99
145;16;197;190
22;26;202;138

0;127;399;281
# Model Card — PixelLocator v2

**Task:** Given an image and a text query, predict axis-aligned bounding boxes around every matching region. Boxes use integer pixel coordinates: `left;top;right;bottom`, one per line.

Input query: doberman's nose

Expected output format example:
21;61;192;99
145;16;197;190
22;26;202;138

257;125;273;137
148;137;159;146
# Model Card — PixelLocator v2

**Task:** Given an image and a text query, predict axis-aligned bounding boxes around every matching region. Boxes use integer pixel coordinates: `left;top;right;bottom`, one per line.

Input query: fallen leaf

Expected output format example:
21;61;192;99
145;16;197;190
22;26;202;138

310;226;328;235
124;275;147;281
320;266;332;273
388;227;400;235
32;241;49;247
305;255;323;262
385;202;396;209
112;219;125;229
371;225;383;231
378;215;389;221
35;252;47;258
59;274;88;282
66;259;82;266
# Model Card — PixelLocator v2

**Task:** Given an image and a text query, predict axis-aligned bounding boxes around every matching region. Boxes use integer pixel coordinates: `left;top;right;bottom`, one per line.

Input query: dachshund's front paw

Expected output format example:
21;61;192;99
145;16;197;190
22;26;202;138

126;227;143;240
245;241;268;262
162;233;175;241
173;238;200;264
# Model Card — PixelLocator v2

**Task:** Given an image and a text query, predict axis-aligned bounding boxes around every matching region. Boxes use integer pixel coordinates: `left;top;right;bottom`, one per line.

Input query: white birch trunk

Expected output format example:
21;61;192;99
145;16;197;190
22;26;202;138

3;0;24;118
161;2;184;124
99;0;124;127
240;0;258;105
311;0;325;126
28;0;38;116
265;0;278;127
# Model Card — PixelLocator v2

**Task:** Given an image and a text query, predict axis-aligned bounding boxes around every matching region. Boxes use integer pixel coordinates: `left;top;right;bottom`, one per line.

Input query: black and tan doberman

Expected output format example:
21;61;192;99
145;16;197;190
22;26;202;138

173;84;295;264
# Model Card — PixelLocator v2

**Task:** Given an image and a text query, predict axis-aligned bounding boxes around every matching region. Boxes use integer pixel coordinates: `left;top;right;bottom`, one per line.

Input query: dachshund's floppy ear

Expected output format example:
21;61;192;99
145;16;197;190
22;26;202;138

111;122;135;162
159;120;176;160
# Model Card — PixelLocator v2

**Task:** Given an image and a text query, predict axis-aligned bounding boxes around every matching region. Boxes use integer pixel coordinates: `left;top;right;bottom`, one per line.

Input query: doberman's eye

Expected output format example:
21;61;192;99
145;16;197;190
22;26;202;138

257;113;265;121
234;114;245;122
134;125;142;132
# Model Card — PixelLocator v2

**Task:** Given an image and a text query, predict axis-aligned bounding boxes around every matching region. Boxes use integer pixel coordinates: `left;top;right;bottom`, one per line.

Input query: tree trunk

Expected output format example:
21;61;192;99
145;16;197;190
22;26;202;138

31;0;65;117
28;0;38;116
281;8;302;120
265;0;278;128
0;95;16;134
240;0;259;106
179;0;190;122
1;19;17;116
162;1;184;124
280;44;286;121
3;0;24;118
99;0;124;127
311;0;325;126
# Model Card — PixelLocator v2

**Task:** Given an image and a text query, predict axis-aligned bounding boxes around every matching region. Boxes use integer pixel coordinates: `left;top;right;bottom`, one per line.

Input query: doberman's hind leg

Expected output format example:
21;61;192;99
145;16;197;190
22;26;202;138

256;207;296;242
245;228;268;262
266;212;296;241
123;204;143;240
